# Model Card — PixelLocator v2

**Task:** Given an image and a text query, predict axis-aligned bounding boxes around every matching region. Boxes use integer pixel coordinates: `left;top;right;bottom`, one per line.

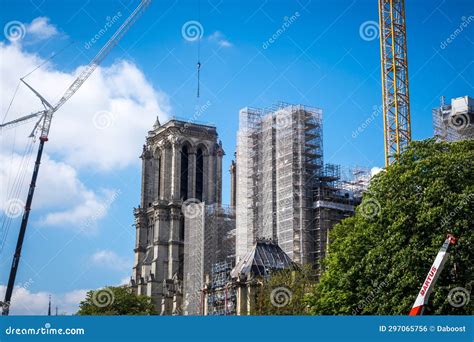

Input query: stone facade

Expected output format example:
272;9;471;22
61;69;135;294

130;118;224;315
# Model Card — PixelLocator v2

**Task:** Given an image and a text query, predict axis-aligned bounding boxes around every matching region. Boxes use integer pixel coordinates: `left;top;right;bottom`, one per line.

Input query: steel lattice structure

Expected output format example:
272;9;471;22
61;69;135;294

378;0;412;166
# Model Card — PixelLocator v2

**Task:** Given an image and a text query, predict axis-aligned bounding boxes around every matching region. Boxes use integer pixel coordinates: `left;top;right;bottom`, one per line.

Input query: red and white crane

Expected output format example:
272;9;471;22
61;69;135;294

1;0;151;315
409;234;458;315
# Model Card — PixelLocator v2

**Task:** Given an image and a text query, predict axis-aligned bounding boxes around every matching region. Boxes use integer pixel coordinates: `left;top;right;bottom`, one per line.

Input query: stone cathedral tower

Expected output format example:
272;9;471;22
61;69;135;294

131;118;224;315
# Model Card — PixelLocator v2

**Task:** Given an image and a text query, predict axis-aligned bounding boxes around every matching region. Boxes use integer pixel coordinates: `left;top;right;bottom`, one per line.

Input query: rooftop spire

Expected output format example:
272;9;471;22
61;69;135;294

47;295;51;316
153;116;161;130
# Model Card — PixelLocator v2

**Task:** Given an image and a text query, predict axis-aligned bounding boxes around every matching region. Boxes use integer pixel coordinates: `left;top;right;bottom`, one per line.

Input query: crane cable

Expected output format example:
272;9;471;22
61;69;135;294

196;0;201;98
1;41;75;127
0;43;74;254
21;41;76;80
0;137;35;255
1;81;20;125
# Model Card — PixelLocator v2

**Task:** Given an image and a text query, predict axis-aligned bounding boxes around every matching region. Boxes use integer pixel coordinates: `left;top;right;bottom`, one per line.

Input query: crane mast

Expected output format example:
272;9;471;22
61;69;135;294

378;0;412;166
1;0;151;316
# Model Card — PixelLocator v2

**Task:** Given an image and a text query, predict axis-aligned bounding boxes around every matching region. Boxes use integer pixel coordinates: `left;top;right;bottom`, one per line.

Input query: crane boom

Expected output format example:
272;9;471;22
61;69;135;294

378;0;412;166
1;0;151;316
41;0;151;139
0;110;45;130
409;234;457;316
0;0;151;137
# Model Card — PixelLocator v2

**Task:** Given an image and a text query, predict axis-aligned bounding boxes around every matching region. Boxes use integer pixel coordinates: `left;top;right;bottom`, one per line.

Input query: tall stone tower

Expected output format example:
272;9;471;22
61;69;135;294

131;118;224;315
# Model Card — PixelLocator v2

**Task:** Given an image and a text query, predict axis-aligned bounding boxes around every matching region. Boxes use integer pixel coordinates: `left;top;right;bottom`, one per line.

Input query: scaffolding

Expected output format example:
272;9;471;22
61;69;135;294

340;166;371;199
236;103;323;264
433;96;474;142
236;107;261;259
236;103;369;274
206;261;236;315
183;204;235;315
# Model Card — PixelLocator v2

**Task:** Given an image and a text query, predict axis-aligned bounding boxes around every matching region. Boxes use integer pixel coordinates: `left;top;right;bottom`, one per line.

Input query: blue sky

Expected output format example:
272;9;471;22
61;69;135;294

0;0;473;314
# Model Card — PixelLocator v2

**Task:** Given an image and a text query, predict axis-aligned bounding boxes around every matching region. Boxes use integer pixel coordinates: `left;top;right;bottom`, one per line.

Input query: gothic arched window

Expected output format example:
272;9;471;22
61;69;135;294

156;155;161;200
180;145;189;200
196;148;204;201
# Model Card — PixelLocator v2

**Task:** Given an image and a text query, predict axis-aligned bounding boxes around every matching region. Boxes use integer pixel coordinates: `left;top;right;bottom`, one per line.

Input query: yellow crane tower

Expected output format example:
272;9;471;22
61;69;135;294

378;0;412;166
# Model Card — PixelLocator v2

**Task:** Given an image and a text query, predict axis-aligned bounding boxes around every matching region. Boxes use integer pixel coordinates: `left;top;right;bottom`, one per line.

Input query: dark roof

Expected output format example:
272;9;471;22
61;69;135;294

230;240;297;280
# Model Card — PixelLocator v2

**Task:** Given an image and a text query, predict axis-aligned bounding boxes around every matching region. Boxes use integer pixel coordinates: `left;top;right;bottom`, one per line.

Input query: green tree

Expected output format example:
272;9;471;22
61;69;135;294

307;139;473;315
77;286;157;315
254;266;315;315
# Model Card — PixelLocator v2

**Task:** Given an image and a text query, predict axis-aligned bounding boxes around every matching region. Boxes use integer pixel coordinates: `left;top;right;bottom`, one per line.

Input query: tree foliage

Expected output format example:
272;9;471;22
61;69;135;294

254;266;315;315
77;286;156;315
307;139;473;315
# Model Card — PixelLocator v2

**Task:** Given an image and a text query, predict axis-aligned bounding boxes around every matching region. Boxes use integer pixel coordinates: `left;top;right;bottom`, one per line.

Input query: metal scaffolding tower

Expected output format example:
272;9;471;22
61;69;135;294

378;0;412;166
183;204;235;315
236;103;323;264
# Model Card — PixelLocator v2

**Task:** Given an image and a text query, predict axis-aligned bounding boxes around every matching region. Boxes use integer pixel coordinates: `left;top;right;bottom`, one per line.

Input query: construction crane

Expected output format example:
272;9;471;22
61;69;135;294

0;0;151;316
378;0;412;167
409;234;458;315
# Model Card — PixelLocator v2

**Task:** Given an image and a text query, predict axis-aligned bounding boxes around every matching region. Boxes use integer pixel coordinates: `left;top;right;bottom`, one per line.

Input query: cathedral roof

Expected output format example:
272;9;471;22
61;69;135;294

230;239;297;280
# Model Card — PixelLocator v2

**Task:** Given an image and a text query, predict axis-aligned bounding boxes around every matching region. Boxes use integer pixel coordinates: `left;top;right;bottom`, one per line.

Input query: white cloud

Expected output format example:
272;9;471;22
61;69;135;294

0;42;170;171
0;152;116;231
371;167;384;176
39;188;118;230
120;277;131;285
0;285;88;315
0;36;170;229
208;31;232;48
0;274;131;315
26;17;59;41
91;249;132;271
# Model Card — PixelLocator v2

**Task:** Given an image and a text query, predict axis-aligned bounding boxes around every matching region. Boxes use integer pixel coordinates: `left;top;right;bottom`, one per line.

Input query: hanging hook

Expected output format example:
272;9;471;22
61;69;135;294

197;61;201;98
